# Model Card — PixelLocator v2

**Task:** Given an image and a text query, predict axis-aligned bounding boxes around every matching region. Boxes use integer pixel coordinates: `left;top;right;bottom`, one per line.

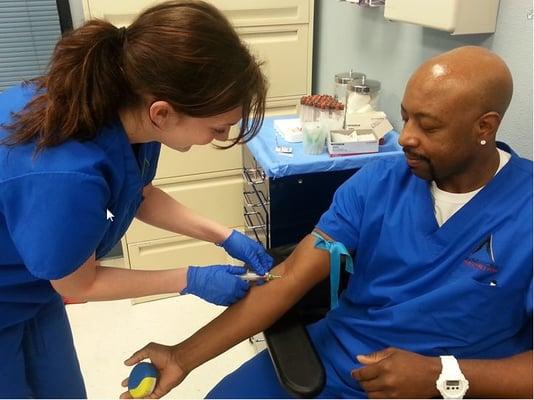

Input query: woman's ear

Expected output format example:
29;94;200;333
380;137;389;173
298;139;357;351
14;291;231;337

148;101;174;129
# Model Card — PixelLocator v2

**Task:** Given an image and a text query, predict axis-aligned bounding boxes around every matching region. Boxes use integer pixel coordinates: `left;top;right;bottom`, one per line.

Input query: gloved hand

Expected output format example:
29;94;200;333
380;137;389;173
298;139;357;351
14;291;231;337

218;230;273;275
181;265;249;306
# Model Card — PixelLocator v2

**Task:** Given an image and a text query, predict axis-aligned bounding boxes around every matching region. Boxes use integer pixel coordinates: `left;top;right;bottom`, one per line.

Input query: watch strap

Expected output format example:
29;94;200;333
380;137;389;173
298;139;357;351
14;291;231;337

440;355;463;377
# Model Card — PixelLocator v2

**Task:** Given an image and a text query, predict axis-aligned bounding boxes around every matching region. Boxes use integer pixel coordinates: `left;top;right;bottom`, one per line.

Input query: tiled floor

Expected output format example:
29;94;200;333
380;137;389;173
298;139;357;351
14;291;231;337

66;259;257;399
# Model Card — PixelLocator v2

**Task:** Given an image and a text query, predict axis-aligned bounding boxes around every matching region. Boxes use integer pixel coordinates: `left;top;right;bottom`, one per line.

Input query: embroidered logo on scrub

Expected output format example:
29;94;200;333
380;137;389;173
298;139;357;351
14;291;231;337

464;235;497;273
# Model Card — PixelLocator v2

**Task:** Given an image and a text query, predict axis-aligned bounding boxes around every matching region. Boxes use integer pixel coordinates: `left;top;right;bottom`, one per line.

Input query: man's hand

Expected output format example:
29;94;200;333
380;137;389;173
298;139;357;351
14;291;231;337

351;347;441;399
120;342;186;399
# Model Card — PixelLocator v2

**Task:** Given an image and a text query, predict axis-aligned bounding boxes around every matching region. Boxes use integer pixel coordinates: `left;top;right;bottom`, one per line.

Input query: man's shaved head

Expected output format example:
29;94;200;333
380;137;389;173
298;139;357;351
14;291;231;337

409;46;513;118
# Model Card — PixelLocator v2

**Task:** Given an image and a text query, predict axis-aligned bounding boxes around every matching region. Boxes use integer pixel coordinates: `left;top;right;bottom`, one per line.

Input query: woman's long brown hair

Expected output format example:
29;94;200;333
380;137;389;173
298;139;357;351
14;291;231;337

2;0;267;150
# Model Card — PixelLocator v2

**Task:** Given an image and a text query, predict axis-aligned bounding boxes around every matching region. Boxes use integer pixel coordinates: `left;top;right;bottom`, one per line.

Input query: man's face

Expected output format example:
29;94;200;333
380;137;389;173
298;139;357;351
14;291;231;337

398;71;481;187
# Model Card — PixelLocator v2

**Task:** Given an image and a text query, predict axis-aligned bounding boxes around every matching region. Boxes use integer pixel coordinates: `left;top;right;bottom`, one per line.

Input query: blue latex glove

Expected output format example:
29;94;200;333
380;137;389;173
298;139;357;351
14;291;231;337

181;265;249;306
218;230;273;275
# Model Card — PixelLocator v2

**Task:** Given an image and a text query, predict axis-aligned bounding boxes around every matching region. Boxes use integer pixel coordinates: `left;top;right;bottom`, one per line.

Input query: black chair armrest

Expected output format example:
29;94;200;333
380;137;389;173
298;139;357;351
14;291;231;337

263;244;326;398
264;309;325;398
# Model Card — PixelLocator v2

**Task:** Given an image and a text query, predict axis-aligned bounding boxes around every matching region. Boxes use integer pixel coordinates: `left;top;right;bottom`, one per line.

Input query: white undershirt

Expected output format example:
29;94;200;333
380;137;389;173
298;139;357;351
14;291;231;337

431;149;511;227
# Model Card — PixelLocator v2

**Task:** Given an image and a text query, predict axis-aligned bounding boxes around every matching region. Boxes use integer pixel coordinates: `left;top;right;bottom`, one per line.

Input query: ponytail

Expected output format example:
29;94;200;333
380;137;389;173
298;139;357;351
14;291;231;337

3;1;267;150
3;20;134;149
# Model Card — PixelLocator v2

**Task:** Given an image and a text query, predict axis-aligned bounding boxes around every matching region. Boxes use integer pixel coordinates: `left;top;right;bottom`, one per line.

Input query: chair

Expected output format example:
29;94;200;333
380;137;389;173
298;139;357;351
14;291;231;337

263;244;350;398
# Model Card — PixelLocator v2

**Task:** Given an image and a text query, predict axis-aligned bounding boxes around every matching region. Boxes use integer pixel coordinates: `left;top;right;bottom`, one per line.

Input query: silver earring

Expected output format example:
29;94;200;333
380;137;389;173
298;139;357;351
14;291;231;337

480;139;487;145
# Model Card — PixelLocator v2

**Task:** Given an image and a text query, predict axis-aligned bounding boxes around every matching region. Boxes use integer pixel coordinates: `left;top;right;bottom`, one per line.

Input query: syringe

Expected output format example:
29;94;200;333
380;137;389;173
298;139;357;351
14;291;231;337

239;272;281;282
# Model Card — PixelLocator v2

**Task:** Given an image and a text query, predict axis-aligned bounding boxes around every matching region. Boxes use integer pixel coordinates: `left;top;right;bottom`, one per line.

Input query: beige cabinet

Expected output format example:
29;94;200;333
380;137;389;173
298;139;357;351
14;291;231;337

82;0;310;27
82;0;314;301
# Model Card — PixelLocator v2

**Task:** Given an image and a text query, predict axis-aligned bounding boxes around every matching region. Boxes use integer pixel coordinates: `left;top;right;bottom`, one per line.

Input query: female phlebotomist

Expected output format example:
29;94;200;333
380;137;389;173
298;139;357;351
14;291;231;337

0;1;271;397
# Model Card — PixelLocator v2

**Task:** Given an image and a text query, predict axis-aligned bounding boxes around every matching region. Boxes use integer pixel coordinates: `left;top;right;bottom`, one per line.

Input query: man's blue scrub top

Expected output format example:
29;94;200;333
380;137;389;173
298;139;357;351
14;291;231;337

313;148;533;397
0;83;160;328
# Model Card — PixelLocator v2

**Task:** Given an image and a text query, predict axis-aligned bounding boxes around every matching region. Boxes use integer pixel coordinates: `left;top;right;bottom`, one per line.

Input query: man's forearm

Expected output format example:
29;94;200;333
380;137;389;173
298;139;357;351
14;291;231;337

137;184;231;244
172;235;330;372
461;350;533;398
175;274;293;371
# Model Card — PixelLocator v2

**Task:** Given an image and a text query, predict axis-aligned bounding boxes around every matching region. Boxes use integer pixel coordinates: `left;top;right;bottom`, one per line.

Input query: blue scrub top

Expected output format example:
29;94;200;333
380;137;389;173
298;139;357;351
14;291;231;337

0;83;160;328
313;148;533;397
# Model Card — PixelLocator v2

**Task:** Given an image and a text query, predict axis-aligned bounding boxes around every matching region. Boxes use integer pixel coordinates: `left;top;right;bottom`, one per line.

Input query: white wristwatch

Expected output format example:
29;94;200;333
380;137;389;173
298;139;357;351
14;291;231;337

436;355;469;399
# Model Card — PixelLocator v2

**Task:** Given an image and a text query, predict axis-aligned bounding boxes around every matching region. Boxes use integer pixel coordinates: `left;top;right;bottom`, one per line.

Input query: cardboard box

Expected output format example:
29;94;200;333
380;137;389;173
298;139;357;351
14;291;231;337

327;128;379;157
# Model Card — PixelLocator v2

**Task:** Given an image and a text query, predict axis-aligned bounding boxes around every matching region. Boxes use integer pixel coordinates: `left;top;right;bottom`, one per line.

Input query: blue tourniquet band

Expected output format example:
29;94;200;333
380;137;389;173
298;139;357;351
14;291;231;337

311;231;353;309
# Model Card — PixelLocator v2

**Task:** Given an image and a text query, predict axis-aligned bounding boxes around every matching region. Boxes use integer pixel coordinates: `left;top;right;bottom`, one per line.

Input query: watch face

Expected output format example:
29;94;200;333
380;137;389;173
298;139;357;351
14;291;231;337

443;379;468;396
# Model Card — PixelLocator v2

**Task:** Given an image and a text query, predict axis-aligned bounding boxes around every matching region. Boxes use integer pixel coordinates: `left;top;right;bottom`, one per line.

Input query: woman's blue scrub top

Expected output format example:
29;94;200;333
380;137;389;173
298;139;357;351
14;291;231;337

0;83;160;328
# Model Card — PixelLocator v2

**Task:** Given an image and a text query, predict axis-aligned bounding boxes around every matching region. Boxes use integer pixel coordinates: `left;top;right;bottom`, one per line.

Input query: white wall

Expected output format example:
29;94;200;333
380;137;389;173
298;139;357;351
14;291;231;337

313;0;533;159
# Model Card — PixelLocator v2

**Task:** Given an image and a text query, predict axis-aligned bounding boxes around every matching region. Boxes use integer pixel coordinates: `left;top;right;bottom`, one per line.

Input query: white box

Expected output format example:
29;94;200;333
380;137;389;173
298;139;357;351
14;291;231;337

345;111;394;140
384;0;500;35
327;129;379;157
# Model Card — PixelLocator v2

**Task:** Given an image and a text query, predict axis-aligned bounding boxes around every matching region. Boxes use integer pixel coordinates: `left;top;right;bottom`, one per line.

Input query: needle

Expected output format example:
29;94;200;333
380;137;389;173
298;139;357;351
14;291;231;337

239;272;282;282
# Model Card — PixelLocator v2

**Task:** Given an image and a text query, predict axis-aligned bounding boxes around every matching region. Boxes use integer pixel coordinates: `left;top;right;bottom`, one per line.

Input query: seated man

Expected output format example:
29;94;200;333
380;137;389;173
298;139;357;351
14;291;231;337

120;46;533;399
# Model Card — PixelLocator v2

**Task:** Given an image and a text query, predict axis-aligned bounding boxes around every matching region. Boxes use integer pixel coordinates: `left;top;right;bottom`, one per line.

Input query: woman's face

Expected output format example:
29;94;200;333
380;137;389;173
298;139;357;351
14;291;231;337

158;105;243;152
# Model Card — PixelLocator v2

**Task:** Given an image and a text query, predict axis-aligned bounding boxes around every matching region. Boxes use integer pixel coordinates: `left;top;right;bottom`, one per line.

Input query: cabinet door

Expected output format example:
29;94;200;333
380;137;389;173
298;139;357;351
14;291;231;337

126;173;245;243
207;0;310;26
83;0;310;27
128;236;234;269
155;142;242;180
82;0;154;25
127;235;236;303
239;24;310;99
265;98;301;116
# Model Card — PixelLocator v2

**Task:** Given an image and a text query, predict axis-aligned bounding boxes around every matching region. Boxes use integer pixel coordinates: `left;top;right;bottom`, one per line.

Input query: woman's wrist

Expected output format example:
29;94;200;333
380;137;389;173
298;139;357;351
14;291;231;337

175;268;189;294
214;227;233;245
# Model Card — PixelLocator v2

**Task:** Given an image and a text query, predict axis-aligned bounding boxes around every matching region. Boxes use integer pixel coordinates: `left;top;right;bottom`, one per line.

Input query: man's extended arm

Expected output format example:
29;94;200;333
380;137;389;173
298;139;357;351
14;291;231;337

175;234;330;368
121;234;331;398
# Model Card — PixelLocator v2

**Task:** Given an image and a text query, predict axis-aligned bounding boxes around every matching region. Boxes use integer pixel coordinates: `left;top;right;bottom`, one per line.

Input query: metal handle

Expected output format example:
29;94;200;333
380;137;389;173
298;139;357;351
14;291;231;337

245;222;267;230
244;190;270;208
243;207;266;230
244;210;261;217
243;167;266;185
244;215;267;244
257;189;270;205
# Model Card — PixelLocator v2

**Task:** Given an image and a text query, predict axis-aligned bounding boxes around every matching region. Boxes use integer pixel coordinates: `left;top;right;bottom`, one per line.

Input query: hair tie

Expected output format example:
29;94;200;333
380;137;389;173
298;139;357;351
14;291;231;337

117;26;128;44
